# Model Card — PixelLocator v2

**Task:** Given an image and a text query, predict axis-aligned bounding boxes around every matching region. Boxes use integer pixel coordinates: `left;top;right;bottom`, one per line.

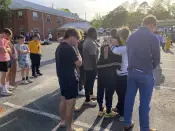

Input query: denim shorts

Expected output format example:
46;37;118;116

18;58;30;69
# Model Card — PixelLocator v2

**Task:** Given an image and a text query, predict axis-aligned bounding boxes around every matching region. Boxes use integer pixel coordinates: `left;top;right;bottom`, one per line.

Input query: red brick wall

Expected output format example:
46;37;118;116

10;9;80;40
11;9;29;37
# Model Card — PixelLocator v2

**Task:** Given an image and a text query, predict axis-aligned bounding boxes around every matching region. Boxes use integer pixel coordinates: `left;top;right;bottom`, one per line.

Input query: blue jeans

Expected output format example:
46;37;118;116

124;70;154;131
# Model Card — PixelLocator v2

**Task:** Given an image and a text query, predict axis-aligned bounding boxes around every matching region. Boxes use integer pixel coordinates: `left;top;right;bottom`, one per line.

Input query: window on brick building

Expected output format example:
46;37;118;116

33;28;39;35
57;17;62;25
18;11;24;19
48;29;52;34
33;12;38;20
47;15;51;23
19;27;25;35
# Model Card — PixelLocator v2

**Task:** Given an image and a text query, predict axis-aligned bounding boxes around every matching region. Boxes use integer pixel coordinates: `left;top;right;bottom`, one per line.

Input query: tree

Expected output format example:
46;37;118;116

129;0;138;12
0;0;11;30
58;8;79;18
121;1;130;11
137;1;150;14
72;13;79;18
59;8;71;13
128;11;145;30
102;6;129;28
90;14;103;28
148;4;171;20
171;3;175;18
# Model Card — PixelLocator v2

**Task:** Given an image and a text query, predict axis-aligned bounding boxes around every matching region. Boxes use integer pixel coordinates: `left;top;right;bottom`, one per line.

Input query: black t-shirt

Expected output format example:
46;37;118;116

55;42;78;80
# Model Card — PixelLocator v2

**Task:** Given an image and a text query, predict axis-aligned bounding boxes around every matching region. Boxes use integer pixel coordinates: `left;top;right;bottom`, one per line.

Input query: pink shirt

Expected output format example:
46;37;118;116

0;38;10;62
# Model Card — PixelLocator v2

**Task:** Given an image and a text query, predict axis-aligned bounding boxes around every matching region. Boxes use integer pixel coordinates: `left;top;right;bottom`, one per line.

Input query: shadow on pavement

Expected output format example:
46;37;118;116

0;88;124;131
164;50;174;55
154;64;165;89
40;58;55;67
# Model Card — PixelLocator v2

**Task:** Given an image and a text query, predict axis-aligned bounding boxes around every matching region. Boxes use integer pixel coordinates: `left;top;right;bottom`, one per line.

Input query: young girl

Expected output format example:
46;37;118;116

16;35;33;84
97;29;122;118
109;27;130;121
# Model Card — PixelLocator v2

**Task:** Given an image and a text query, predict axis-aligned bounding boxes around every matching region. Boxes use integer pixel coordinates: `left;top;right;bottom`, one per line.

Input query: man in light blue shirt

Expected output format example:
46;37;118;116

124;15;160;131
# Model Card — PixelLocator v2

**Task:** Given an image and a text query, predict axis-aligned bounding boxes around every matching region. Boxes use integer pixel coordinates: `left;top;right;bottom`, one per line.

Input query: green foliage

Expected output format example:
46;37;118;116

0;0;11;10
59;8;71;13
58;8;79;18
102;6;129;28
91;0;175;29
0;0;11;29
90;14;103;28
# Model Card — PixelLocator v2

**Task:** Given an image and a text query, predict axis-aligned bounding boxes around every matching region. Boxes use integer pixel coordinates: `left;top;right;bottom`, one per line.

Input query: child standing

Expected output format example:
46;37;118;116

28;35;42;77
0;28;13;96
16;35;33;84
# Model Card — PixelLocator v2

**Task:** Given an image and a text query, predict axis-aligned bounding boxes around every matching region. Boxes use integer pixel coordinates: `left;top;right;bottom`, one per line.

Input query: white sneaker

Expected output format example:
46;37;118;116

1;90;13;96
119;116;124;122
21;80;29;85
27;79;33;83
84;100;97;106
8;85;16;91
90;95;97;99
79;89;85;96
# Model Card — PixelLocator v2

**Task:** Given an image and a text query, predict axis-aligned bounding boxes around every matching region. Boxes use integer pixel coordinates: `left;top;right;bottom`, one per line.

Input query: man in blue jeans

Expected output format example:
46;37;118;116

124;15;160;131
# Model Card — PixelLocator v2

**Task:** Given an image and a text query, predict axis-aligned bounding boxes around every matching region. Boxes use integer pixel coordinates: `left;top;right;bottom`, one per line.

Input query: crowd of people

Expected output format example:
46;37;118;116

55;15;160;131
0;29;43;96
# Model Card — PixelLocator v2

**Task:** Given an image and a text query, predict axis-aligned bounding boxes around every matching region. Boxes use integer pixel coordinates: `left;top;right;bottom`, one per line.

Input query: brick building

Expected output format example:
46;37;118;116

5;0;83;40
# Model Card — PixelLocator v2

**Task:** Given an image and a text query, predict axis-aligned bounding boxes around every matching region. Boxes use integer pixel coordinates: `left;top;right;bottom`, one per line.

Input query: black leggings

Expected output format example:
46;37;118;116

97;68;116;113
84;70;97;102
115;75;127;116
30;53;41;75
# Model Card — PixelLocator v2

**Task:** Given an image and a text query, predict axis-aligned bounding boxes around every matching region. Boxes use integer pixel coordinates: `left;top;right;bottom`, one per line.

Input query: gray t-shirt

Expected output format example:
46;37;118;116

16;44;30;62
83;38;100;70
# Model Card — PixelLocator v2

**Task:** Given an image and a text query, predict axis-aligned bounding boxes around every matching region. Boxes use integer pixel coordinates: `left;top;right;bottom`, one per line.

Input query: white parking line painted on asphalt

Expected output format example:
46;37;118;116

3;102;60;120
161;59;175;62
157;68;175;71
155;86;175;90
0;117;18;128
3;102;110;131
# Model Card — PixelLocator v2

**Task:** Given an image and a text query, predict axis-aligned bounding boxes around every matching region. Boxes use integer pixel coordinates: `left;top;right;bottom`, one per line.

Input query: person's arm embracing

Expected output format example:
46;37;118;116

111;46;126;55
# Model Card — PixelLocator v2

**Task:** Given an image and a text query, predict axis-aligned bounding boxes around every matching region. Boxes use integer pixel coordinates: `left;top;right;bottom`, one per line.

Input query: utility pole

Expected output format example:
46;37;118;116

52;2;54;8
85;12;87;21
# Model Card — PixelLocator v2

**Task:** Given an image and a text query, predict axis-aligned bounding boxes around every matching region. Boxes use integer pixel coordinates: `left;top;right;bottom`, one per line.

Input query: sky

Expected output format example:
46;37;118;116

27;0;153;21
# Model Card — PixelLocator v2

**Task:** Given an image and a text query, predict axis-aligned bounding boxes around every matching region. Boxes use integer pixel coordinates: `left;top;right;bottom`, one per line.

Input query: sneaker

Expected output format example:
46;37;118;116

150;129;157;131
32;74;38;78
73;128;83;131
8;85;16;91
119;116;124;122
84;100;97;106
104;111;118;118
79;89;85;96
21;80;29;85
98;108;106;117
1;90;13;96
37;73;43;76
90;95;97;99
124;121;135;131
74;106;81;112
27;79;33;83
112;107;118;113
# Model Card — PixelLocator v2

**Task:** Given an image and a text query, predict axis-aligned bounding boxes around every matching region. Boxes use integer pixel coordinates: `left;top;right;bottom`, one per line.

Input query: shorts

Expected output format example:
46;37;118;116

59;77;78;100
18;59;30;69
0;61;9;72
8;60;13;68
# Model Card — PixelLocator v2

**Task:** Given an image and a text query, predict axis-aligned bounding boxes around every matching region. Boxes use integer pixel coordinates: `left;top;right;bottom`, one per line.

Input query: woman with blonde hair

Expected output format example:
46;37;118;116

109;27;130;121
97;28;122;118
